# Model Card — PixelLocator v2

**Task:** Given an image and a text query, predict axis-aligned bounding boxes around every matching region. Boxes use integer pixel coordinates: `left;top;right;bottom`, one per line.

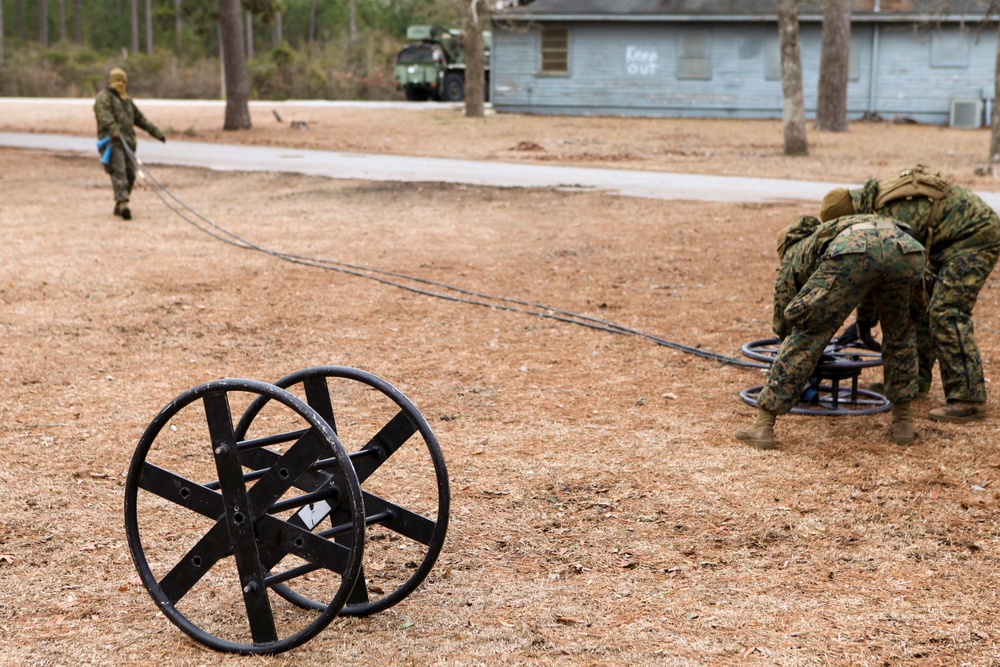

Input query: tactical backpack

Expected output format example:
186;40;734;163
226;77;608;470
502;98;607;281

874;164;949;209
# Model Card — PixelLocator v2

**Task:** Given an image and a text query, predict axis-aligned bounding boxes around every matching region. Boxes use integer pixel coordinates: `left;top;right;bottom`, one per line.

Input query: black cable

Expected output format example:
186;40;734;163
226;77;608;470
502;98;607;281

121;140;768;370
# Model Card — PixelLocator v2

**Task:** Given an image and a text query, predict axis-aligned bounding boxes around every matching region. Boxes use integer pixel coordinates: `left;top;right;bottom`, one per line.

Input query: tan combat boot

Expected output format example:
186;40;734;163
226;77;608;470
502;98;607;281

928;401;987;423
891;402;915;446
734;408;776;450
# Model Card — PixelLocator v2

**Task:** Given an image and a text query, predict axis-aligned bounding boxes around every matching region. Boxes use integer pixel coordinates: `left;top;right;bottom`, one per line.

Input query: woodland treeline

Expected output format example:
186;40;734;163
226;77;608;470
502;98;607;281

0;0;463;99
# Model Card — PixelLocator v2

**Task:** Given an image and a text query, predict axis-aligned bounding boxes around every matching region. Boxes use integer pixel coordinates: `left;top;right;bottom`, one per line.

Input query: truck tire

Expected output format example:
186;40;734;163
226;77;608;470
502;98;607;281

442;72;465;102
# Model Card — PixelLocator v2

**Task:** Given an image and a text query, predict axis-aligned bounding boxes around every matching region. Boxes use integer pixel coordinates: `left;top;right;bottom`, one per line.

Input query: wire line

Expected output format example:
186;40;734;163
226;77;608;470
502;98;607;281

121;140;767;370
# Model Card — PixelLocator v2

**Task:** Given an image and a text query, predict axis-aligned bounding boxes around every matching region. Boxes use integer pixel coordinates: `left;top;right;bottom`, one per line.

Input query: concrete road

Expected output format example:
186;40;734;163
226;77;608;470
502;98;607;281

4;129;1000;209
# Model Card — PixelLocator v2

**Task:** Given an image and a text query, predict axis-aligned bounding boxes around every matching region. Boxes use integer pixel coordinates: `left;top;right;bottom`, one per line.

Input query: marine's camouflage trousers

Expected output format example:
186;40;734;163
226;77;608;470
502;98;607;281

917;245;1000;403
758;228;925;415
103;143;136;204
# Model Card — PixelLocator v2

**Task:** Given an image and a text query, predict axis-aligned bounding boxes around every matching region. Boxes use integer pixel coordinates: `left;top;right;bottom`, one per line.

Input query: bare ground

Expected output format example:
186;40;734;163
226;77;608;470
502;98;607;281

1;102;1000;666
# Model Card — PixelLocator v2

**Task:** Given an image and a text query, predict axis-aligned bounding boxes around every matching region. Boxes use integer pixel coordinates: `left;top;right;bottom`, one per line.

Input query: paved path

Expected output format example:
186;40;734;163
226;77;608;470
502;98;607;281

5;130;1000;209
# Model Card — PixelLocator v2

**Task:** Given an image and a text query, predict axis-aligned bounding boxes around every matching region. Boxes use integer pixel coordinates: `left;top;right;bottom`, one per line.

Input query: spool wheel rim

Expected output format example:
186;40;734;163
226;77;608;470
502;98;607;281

234;366;450;617
124;378;366;655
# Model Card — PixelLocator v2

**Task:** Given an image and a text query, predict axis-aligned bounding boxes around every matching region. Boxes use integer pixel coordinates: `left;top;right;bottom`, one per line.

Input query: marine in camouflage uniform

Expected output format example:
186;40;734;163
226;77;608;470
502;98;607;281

831;176;1000;422
94;67;165;220
735;214;925;449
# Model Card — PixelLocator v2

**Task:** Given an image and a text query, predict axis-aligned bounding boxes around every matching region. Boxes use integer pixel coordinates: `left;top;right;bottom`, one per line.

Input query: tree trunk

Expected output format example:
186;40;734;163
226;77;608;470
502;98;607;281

245;11;254;58
130;0;139;53
219;0;252;130
272;12;283;48
145;0;153;54
989;21;1000;165
308;0;316;43
0;2;4;66
40;0;48;47
463;0;485;117
58;0;65;42
175;0;182;53
778;0;808;155
815;0;851;131
16;0;23;41
349;0;356;42
73;0;81;44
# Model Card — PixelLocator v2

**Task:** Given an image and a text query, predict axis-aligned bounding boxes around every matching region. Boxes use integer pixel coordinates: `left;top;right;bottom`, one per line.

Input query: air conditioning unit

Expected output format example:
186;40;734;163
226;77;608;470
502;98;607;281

949;98;983;129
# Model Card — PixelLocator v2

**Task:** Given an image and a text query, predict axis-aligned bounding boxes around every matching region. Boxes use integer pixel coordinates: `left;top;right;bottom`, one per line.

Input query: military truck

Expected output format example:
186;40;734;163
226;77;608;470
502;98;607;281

394;25;490;102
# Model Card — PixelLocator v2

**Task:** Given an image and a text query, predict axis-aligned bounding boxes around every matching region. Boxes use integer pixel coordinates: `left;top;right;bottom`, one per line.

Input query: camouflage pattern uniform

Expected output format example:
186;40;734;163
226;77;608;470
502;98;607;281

853;181;1000;403
94;85;164;205
758;214;925;415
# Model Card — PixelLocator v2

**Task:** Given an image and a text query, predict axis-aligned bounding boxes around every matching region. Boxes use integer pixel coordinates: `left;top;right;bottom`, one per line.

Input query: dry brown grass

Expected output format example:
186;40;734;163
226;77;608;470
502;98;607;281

1;105;1000;666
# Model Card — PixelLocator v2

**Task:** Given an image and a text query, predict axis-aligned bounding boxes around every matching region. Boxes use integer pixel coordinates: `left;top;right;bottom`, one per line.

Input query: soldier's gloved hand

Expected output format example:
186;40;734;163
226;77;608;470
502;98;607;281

832;322;859;348
856;319;881;352
158;135;167;143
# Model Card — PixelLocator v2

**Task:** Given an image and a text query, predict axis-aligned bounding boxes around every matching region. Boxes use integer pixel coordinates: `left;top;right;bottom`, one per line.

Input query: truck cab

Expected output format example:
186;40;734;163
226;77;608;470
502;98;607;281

394;25;490;102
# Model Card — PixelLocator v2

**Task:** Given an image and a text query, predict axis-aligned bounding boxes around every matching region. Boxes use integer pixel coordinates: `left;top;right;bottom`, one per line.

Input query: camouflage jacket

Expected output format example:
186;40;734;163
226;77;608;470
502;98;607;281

94;87;163;151
852;180;1000;267
772;214;920;338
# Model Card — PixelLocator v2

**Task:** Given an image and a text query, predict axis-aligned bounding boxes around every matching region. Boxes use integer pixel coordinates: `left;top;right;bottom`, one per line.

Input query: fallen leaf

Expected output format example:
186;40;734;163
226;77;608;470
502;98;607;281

0;554;13;564
555;616;589;626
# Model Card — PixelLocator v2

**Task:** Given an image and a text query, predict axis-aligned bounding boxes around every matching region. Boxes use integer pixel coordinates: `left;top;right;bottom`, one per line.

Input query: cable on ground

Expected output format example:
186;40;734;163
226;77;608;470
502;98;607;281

121;139;768;370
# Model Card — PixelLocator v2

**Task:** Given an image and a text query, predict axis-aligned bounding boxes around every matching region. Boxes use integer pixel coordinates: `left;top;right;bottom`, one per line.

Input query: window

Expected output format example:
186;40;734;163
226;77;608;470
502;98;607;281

677;32;711;80
396;44;444;64
931;28;971;69
540;27;569;74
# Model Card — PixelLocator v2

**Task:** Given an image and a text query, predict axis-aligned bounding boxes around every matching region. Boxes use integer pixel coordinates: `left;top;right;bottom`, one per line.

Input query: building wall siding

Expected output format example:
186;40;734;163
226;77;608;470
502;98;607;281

491;20;997;125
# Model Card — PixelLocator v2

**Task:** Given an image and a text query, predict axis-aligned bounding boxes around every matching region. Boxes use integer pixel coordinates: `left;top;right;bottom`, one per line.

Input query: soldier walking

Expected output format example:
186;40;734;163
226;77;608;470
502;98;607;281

735;214;925;450
93;67;166;220
821;166;999;423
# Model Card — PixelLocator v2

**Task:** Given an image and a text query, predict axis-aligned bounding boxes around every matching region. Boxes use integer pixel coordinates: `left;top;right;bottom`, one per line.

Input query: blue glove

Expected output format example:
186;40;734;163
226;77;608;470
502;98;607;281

97;136;113;164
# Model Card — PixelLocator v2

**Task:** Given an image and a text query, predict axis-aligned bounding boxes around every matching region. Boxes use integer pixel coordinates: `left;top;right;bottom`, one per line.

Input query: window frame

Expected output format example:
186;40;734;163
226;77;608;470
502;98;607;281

539;26;569;75
677;31;712;81
930;27;971;69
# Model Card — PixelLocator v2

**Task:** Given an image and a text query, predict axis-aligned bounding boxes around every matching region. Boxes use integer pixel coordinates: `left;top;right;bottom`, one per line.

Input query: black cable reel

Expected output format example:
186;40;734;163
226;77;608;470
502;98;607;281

739;322;891;416
123;366;449;655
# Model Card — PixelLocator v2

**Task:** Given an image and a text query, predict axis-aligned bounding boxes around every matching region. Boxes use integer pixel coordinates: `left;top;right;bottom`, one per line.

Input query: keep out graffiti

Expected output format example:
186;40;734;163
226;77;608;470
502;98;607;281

626;45;659;75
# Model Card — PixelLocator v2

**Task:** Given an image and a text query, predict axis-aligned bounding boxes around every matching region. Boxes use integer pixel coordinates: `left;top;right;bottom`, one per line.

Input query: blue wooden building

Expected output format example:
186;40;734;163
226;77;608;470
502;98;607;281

490;0;999;126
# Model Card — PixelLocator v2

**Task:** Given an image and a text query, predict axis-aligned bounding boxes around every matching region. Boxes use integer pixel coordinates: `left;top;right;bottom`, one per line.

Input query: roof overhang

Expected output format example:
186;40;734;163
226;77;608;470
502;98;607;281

496;13;997;23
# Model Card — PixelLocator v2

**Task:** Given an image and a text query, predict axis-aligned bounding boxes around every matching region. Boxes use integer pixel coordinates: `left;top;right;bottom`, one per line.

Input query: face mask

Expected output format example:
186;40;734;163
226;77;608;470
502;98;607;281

110;80;128;97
